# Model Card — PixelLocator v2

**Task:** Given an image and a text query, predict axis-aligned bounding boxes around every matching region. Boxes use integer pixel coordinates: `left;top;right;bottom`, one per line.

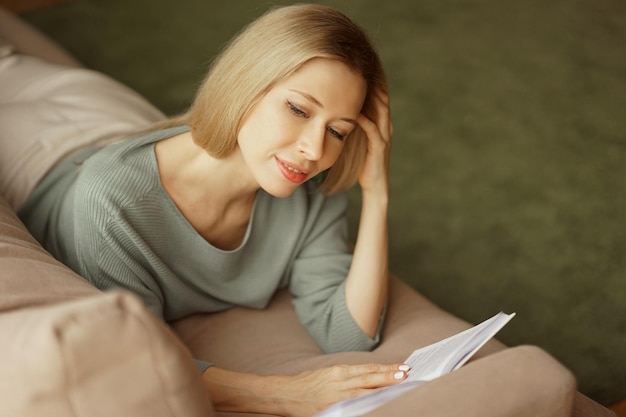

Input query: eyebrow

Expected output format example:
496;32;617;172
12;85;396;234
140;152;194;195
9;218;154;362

290;89;358;125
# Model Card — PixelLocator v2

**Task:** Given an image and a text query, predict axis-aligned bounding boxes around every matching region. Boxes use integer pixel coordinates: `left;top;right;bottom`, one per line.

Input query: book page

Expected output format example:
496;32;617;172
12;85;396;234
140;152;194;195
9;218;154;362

313;311;515;417
405;311;515;382
314;380;426;417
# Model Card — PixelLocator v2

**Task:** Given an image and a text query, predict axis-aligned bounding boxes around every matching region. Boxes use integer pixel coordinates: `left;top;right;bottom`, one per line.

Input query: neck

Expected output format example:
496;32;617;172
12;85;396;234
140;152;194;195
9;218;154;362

155;131;258;209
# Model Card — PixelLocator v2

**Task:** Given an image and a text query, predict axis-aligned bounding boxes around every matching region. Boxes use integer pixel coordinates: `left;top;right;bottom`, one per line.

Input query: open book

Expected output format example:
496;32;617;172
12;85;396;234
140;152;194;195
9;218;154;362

314;311;516;417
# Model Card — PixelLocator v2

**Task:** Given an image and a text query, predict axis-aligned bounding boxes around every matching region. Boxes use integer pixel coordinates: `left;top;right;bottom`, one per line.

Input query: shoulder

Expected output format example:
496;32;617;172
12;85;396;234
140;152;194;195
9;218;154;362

76;126;189;215
86;126;189;171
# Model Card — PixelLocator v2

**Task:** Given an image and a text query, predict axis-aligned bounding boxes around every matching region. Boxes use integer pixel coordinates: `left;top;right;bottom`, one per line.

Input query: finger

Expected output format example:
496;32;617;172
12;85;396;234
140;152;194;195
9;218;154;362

357;115;390;167
348;367;408;389
328;363;409;379
357;114;387;155
378;98;392;140
374;89;390;107
333;364;410;388
371;92;392;142
356;113;379;138
344;363;408;376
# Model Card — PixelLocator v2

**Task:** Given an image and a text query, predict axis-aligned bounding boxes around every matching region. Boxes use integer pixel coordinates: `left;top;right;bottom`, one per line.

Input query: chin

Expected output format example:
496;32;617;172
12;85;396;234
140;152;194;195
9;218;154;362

260;181;302;199
263;186;299;199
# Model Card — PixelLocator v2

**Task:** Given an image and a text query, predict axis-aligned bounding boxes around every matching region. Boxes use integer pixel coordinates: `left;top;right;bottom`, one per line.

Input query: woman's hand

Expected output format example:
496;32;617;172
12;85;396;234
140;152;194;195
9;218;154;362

277;363;409;416
202;363;409;417
356;89;393;196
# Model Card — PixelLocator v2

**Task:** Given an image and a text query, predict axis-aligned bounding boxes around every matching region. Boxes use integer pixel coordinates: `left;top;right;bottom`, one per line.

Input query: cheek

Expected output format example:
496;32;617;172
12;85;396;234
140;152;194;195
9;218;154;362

321;141;345;169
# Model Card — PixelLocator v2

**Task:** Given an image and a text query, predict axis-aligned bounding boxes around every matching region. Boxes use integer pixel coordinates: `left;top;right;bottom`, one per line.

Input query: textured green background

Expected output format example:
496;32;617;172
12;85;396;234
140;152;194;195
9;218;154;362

23;0;625;405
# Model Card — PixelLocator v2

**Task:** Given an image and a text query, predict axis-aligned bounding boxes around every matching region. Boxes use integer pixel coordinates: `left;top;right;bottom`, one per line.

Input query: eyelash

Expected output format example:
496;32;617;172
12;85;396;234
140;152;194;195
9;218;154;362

328;128;345;141
288;101;308;118
287;101;346;141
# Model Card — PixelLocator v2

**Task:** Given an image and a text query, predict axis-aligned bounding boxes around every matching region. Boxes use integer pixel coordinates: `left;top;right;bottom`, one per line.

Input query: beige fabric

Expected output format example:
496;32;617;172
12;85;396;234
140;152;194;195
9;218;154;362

0;195;98;311
174;279;613;417
364;346;576;417
174;279;513;417
0;5;81;68
0;291;214;417
173;277;506;376
0;53;166;210
0;7;166;211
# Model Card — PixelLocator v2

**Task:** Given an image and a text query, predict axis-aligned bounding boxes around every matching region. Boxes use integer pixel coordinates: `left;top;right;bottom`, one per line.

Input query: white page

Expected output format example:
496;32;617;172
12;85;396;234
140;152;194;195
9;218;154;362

314;381;426;417
313;311;515;417
405;311;515;382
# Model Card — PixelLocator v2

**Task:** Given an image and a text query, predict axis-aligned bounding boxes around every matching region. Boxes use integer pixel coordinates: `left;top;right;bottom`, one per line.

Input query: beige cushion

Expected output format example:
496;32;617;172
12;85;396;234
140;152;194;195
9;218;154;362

0;291;213;417
364;345;576;417
174;279;571;417
173;277;505;376
0;195;98;311
174;279;612;417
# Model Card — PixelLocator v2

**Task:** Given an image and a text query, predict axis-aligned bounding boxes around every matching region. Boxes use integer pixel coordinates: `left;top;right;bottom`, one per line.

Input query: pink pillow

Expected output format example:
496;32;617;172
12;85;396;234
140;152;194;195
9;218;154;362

0;196;98;311
0;291;214;417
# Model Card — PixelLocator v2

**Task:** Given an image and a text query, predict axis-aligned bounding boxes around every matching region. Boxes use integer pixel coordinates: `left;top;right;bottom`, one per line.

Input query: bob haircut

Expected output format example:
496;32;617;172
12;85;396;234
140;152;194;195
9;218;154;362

163;4;387;195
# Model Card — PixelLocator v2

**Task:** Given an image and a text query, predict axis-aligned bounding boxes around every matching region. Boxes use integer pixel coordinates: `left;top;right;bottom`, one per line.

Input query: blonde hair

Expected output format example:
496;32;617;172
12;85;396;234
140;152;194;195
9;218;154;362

162;4;387;194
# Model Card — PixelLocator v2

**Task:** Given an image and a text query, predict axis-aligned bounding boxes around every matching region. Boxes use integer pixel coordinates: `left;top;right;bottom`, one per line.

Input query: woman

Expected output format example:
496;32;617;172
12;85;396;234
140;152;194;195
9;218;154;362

3;4;408;416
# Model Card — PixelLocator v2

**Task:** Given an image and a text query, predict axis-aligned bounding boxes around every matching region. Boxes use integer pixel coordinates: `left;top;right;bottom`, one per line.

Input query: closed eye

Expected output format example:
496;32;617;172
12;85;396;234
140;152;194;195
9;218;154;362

287;101;308;118
327;127;345;141
288;100;345;141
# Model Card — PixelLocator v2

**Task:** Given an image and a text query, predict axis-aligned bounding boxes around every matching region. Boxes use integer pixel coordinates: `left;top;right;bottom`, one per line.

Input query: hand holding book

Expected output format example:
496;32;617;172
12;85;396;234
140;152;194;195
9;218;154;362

315;311;516;417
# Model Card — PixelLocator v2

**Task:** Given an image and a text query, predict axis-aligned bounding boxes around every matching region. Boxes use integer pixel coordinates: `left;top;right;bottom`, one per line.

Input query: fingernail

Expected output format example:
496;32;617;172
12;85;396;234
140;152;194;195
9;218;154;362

398;365;410;372
394;371;405;380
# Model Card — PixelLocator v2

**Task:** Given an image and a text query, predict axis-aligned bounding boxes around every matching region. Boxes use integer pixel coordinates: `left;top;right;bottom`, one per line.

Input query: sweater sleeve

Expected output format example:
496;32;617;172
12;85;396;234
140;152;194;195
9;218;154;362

74;208;216;373
76;210;166;317
288;190;383;353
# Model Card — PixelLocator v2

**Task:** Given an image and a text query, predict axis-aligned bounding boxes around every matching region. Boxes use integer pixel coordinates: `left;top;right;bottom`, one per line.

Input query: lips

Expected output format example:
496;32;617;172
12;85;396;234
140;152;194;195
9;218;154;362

275;157;310;184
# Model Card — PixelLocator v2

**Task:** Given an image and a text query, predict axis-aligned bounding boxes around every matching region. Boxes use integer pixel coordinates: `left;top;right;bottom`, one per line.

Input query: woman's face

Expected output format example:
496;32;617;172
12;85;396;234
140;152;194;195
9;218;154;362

237;57;366;197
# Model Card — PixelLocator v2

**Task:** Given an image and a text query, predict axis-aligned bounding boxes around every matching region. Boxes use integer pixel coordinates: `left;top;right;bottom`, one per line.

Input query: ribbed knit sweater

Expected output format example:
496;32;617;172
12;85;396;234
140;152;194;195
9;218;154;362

19;126;380;370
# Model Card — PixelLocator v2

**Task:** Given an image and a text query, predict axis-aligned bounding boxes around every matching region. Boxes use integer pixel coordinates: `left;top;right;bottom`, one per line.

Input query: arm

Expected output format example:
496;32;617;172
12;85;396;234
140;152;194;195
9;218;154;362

76;191;407;415
201;363;409;417
89;221;409;415
288;190;383;353
345;90;393;337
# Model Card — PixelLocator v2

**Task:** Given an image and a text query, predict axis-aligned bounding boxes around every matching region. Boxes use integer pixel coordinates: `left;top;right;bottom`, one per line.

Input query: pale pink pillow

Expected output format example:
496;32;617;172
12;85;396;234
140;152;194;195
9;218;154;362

0;291;214;417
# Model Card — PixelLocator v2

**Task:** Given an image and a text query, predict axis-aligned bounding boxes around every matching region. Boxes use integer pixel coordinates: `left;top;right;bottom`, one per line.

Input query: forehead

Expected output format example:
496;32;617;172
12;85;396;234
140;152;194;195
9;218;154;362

274;58;367;117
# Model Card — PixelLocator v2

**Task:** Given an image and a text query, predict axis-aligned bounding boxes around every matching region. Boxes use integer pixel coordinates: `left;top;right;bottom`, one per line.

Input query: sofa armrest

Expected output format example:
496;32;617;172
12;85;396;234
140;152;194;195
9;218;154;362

0;291;213;417
0;195;99;311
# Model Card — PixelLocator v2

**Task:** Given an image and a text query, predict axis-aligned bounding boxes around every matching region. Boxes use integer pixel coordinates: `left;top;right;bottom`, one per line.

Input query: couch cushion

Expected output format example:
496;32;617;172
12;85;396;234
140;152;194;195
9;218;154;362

0;291;214;417
174;278;614;417
0;195;98;311
172;277;506;376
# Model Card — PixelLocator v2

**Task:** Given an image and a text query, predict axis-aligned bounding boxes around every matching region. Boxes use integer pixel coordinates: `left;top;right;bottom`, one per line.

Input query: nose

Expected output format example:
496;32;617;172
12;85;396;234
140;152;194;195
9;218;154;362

297;126;325;161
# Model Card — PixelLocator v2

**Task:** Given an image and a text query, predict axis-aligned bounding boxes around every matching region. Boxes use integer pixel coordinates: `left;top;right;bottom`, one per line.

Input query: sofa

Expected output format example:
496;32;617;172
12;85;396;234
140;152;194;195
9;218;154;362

1;189;618;417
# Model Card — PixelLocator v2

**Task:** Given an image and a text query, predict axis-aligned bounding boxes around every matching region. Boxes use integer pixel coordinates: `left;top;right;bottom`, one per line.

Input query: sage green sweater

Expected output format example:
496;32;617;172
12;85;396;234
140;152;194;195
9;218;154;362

19;126;380;370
